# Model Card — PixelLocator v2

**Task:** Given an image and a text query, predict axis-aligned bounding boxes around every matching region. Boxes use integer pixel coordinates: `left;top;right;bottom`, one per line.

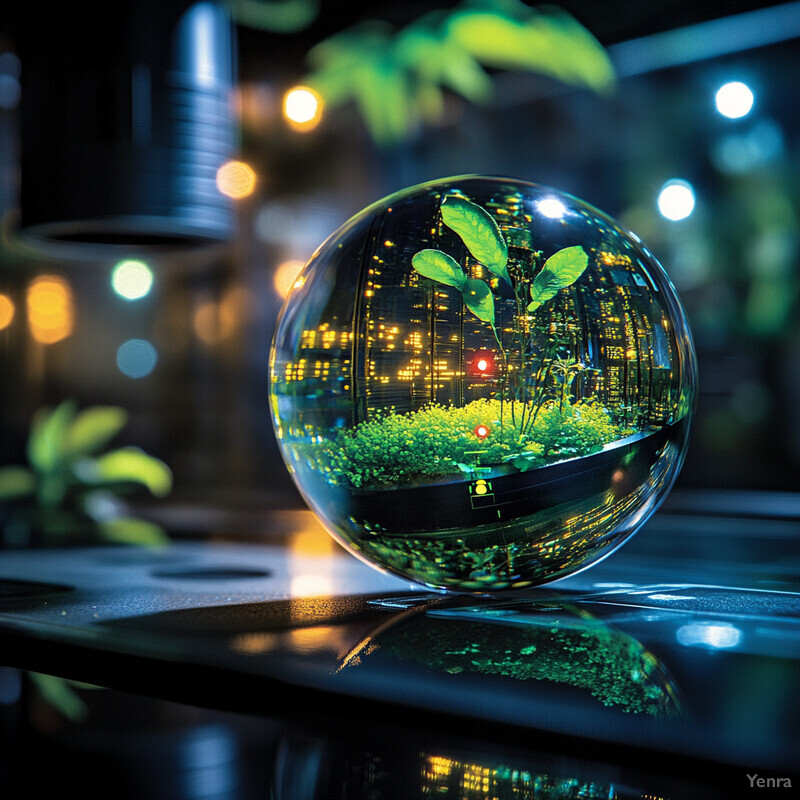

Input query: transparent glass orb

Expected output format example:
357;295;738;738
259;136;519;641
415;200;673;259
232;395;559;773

270;176;697;593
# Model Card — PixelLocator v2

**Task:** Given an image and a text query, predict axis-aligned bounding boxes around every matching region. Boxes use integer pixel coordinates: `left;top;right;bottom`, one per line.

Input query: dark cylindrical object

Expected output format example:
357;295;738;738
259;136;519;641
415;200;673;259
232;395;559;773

17;0;236;253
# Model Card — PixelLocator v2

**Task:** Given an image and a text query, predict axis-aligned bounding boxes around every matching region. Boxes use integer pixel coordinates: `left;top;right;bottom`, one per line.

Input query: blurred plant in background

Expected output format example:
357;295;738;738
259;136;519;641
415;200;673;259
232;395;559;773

263;0;615;145
229;0;320;33
0;401;172;548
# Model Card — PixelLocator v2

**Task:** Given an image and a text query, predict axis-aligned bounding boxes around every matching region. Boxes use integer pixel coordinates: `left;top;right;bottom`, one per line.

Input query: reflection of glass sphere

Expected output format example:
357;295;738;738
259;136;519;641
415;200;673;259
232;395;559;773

270;176;697;593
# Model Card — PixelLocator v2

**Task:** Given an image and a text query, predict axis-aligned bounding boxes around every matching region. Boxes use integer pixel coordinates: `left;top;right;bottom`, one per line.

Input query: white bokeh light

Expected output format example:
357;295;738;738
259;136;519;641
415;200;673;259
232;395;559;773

283;86;322;127
715;81;755;119
111;260;153;301
657;180;696;221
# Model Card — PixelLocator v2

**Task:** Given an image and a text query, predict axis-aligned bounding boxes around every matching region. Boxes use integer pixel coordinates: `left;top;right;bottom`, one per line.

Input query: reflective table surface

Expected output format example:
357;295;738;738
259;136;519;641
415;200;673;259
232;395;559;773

1;489;799;799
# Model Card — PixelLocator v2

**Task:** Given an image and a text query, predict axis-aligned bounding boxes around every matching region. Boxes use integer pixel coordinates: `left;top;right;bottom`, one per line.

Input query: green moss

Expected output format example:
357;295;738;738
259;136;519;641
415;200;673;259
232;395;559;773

306;398;625;489
379;616;679;716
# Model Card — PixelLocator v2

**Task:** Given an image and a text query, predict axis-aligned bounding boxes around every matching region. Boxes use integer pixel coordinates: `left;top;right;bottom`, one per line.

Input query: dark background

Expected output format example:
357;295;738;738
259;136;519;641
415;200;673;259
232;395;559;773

1;0;799;519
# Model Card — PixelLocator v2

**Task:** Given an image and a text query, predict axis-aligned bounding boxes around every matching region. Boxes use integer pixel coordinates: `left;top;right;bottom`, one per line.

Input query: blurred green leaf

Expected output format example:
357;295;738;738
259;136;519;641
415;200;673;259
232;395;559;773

412;249;467;290
28;673;88;722
353;54;415;146
229;0;319;33
38;474;67;509
395;25;493;104
301;1;614;146
3;401;173;549
441;195;510;282
27;400;76;473
528;245;588;311
64;406;128;460
306;23;392;105
98;517;170;547
462;278;496;325
448;5;614;93
0;466;36;502
88;448;173;497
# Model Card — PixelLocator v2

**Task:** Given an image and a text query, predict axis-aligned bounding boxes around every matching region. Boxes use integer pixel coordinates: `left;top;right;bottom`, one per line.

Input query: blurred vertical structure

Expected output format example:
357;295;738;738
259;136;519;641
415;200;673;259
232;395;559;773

0;1;277;505
16;0;236;250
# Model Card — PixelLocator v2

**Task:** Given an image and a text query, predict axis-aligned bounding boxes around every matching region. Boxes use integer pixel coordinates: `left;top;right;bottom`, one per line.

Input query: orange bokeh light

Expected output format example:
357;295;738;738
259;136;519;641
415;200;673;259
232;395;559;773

282;86;323;131
274;259;306;299
27;275;74;344
0;294;15;330
216;160;257;199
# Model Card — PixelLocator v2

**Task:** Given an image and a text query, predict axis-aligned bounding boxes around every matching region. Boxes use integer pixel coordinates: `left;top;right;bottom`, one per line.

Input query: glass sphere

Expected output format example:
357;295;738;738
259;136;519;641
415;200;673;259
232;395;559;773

270;176;696;593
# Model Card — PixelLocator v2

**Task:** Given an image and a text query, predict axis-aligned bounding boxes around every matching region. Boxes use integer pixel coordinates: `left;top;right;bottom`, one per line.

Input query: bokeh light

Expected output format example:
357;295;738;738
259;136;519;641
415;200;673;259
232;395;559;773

116;339;158;378
282;86;323;130
715;81;755;119
711;118;784;174
111;259;153;300
0;294;15;330
216;160;257;199
657;180;696;221
27;275;74;344
274;259;306;299
193;286;254;345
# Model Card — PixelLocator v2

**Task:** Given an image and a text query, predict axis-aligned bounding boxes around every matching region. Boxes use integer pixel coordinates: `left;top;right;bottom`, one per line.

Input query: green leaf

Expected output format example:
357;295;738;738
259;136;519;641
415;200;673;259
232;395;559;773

64;406;128;459
27;400;76;473
528;246;589;312
462;278;495;325
98;517;170;547
0;466;36;502
412;249;467;290
229;0;319;34
352;54;415;145
440;195;510;283
305;23;421;145
447;7;614;94
87;448;173;497
28;673;88;722
395;27;492;104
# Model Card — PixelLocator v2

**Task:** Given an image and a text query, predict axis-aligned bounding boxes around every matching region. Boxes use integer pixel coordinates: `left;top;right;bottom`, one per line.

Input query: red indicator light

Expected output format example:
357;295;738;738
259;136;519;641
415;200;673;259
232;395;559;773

474;424;490;440
470;352;495;375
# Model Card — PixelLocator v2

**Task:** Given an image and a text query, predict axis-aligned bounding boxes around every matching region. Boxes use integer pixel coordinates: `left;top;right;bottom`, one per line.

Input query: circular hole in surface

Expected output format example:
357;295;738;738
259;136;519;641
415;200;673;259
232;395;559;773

151;568;272;581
